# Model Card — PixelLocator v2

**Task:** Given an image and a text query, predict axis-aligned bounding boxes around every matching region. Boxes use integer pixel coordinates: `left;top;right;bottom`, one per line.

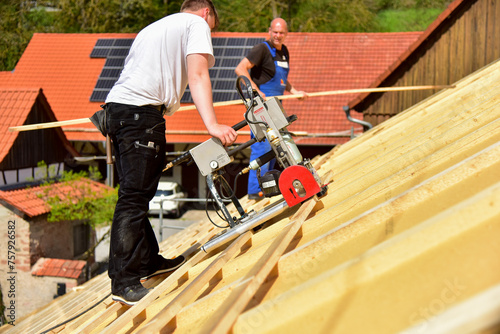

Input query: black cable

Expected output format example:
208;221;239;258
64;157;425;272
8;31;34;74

218;175;234;200
212;179;229;222
204;181;229;229
244;104;267;128
236;75;267;129
232;172;241;199
39;292;111;334
213;200;227;223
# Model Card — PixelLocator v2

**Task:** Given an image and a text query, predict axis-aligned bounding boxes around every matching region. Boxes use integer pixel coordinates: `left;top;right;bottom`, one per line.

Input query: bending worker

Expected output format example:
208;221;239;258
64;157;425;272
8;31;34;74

235;17;307;200
104;0;237;306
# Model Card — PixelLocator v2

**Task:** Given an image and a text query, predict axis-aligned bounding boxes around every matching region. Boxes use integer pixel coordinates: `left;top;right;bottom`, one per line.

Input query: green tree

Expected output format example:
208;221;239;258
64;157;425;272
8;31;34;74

291;0;377;32
35;162;117;228
33;162;118;261
0;1;56;71
217;0;275;32
53;0;178;33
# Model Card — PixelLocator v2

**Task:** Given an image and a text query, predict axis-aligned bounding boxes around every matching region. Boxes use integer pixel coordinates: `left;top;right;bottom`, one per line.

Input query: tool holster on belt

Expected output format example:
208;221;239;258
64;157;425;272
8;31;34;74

90;105;113;165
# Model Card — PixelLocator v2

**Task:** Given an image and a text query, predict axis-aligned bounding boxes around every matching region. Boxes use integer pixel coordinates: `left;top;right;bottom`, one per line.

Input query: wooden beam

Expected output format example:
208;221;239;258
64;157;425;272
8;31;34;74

137;231;253;333
401;283;500;334
96;235;214;334
125;138;499;332
19;275;111;334
202;196;319;334
8;86;454;132
233;181;500;334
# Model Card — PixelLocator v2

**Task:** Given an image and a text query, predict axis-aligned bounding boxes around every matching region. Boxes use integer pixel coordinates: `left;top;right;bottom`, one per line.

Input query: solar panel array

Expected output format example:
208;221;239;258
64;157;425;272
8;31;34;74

90;37;265;103
89;38;134;102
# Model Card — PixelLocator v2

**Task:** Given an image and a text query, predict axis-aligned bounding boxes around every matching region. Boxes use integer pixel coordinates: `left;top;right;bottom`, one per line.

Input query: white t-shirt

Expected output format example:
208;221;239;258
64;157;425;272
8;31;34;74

105;12;215;116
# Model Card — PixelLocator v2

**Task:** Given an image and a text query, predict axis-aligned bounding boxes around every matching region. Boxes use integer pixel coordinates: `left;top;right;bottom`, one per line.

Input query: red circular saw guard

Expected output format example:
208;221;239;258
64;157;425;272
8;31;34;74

279;165;321;207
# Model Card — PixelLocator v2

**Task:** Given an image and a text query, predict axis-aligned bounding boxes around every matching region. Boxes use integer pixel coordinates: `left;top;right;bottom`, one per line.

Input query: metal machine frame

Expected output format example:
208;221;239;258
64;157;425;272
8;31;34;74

164;76;327;252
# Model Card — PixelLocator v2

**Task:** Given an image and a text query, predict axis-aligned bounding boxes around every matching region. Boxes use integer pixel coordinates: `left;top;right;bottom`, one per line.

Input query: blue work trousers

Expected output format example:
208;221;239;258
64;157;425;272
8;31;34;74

248;134;276;195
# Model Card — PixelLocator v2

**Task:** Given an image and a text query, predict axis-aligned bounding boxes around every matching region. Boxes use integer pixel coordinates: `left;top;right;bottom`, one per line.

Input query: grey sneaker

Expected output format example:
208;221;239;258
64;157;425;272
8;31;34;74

112;284;151;306
140;255;186;282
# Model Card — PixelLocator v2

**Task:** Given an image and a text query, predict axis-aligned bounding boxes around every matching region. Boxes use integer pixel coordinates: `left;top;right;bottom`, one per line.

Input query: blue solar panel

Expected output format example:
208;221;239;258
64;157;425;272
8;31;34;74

90;90;109;101
221;58;241;68
89;38;134;102
225;48;246;57
214;80;235;90
227;38;246;46
90;48;110;58
114;39;134;47
109;48;130;57
213;48;225;57
101;68;122;77
104;58;125;67
246;38;264;46
95;39;115;47
95;79;117;89
90;37;265;103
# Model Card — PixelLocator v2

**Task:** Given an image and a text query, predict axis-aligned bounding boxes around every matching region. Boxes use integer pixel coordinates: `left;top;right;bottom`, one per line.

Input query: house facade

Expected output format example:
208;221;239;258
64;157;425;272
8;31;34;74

0;179;111;319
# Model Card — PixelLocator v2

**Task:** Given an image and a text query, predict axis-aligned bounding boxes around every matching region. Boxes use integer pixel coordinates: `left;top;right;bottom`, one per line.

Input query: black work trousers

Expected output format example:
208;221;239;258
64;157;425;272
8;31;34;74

106;102;167;294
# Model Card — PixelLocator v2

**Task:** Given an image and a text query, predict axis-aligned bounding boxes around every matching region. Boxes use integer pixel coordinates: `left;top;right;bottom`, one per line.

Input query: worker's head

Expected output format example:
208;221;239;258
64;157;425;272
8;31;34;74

268;18;288;50
181;0;219;31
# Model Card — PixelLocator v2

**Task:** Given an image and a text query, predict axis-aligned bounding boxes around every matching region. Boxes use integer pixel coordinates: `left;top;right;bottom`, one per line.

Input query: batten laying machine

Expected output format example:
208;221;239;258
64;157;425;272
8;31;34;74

164;76;328;253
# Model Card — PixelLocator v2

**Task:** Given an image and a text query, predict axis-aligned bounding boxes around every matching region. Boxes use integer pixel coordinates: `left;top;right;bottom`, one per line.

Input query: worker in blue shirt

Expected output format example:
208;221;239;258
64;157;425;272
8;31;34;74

235;18;307;200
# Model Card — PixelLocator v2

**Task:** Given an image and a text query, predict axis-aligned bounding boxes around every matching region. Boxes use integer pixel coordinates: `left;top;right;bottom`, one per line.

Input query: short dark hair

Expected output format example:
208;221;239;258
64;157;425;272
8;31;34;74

180;0;219;30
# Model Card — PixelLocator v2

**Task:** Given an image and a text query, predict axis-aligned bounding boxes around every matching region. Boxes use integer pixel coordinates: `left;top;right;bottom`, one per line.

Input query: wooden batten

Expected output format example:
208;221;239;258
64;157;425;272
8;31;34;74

2;44;500;334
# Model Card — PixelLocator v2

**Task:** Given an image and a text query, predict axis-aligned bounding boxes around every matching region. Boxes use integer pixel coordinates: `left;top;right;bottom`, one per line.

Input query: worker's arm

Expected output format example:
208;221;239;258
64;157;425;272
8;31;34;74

285;81;308;100
187;53;237;146
235;57;266;98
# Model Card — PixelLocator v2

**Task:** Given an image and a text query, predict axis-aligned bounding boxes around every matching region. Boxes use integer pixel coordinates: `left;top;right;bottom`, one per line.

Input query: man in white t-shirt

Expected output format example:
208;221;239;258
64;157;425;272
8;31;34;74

105;0;237;306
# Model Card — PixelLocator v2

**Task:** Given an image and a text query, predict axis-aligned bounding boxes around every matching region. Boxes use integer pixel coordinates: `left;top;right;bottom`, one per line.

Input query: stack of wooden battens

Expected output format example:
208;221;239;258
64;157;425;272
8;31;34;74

2;58;500;334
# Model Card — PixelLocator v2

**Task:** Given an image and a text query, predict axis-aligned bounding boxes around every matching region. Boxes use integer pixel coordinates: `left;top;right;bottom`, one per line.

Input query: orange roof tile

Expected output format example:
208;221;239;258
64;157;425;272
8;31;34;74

3;33;136;142
0;71;13;81
0;89;41;162
278;32;423;145
0;178;113;218
4;31;421;145
32;258;86;279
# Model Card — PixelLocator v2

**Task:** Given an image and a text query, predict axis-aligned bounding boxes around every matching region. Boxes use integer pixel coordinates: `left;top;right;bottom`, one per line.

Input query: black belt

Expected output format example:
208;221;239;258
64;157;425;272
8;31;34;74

147;104;165;112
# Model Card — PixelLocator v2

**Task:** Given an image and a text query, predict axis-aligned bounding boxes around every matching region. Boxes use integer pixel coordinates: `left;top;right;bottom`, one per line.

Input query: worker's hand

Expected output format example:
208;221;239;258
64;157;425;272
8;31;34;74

294;91;308;101
208;124;238;146
257;88;266;99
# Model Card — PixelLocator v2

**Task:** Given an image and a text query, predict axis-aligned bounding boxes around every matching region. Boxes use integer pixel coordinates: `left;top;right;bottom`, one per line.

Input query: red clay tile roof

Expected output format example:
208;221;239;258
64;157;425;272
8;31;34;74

0;178;113;218
0;89;40;162
3;31;421;145
274;32;422;145
32;258;86;279
0;71;13;81
2;33;136;142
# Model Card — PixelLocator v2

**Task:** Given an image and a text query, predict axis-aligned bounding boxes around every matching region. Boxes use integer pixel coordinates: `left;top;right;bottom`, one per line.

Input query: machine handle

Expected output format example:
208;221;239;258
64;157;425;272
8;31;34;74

163;151;192;171
164;119;248;171
232;119;247;131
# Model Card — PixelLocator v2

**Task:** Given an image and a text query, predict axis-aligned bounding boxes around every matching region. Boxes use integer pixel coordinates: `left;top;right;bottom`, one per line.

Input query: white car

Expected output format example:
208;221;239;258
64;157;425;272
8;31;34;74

149;181;187;218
